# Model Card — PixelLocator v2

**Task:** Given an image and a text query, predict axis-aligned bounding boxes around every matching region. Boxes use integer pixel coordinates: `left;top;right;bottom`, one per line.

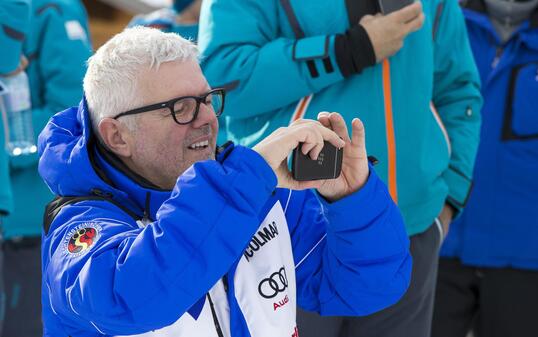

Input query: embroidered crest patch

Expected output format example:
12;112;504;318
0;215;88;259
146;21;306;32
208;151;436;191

63;223;101;256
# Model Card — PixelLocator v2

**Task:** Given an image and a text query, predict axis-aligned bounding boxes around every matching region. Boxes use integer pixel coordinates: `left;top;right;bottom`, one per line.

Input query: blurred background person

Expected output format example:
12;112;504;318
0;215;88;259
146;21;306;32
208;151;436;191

198;0;482;336
0;0;30;333
432;1;538;337
128;0;202;42
1;0;92;336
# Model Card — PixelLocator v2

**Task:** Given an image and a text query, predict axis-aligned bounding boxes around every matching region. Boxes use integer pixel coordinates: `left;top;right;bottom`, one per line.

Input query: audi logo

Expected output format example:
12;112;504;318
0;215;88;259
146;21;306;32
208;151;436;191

258;267;288;299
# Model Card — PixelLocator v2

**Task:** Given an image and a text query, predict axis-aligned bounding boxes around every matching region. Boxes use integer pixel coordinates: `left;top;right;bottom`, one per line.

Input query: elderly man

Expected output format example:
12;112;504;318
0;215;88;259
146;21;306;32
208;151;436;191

39;27;411;337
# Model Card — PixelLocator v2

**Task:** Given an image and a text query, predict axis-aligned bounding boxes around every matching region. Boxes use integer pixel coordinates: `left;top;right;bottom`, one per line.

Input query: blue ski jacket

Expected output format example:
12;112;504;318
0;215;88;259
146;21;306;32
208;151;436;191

39;98;411;336
441;1;538;270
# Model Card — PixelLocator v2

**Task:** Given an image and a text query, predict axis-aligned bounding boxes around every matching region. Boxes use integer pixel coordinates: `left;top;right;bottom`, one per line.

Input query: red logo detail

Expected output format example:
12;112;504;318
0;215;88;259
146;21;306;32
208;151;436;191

273;295;289;311
292;326;299;337
68;227;97;254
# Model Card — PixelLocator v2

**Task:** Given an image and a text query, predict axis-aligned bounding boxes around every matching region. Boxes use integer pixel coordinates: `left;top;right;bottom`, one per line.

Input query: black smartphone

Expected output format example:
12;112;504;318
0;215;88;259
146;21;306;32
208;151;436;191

291;141;343;181
378;0;414;14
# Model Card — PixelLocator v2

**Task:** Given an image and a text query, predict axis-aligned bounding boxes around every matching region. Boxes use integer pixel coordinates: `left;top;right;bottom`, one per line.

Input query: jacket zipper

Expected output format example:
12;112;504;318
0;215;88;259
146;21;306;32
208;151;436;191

207;293;225;337
491;46;504;69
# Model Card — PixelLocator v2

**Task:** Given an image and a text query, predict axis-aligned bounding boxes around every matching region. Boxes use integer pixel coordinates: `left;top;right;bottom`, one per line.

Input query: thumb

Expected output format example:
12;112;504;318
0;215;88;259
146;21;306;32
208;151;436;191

350;118;366;156
359;14;374;24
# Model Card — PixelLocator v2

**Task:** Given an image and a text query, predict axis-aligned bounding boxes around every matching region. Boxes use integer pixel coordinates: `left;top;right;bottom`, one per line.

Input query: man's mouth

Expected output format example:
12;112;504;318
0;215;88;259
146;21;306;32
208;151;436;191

187;139;210;150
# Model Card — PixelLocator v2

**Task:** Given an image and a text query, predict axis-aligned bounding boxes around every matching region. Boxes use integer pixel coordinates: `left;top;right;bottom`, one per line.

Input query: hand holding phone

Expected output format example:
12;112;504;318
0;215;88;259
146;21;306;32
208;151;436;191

378;0;414;14
252;119;345;190
314;113;370;202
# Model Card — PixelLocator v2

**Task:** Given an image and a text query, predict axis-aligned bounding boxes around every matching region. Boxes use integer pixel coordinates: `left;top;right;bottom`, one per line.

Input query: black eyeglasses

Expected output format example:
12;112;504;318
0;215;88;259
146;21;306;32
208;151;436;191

113;88;225;125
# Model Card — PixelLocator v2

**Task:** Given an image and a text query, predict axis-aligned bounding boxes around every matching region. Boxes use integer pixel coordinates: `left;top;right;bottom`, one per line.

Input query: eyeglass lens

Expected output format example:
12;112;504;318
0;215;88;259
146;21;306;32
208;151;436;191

172;92;223;124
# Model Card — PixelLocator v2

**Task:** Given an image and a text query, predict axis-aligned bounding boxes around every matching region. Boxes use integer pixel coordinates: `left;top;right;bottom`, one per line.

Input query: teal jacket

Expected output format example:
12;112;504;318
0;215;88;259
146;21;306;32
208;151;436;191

128;8;198;42
199;0;482;235
3;0;91;238
0;0;30;214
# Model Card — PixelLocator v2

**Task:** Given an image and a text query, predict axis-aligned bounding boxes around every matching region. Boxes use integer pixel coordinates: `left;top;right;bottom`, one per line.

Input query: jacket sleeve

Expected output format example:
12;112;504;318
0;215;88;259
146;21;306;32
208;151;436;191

43;147;277;335
0;0;29;213
432;0;482;210
31;1;92;137
198;0;344;119
290;167;411;316
0;0;30;74
9;2;92;169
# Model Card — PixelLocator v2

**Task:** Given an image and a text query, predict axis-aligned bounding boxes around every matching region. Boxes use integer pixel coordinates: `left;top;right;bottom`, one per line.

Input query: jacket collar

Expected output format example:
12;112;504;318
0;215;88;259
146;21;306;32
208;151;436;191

464;0;538;27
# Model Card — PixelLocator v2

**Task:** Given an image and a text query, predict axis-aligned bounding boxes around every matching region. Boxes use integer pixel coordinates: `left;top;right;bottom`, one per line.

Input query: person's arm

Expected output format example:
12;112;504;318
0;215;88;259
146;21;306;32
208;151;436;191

290;168;411;316
199;0;344;119
44;146;277;335
0;0;30;74
432;0;482;213
199;0;412;120
31;1;92;134
199;0;424;120
0;0;29;212
255;112;411;315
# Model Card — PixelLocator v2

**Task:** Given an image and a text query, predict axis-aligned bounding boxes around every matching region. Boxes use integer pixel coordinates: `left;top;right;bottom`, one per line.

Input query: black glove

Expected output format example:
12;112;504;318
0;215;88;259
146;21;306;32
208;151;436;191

335;24;376;77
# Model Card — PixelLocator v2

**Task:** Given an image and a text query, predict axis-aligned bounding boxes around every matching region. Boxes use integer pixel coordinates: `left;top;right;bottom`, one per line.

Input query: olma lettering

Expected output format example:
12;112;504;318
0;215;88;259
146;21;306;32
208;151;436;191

244;222;279;261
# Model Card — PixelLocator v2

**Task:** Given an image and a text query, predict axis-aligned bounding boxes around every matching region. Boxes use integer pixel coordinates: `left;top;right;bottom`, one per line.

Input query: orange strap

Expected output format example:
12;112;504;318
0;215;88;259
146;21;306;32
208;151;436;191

382;59;398;203
290;94;313;123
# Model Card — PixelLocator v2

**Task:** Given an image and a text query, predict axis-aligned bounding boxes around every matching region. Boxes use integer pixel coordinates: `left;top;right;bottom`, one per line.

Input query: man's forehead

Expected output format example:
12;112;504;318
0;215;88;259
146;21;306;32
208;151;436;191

141;60;209;99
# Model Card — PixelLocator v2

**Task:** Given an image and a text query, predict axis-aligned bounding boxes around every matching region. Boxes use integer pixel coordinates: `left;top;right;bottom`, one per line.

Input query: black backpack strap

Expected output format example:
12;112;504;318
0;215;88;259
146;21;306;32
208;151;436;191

43;195;141;235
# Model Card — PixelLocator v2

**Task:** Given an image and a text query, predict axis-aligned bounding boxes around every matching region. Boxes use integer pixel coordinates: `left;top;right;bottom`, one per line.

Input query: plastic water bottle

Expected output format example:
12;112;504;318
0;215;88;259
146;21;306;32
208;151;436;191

0;71;36;156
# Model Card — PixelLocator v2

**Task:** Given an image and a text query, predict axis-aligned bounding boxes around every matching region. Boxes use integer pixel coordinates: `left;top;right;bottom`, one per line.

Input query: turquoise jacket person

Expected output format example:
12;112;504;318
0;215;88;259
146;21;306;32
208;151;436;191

128;0;199;41
0;0;30;215
3;0;92;239
199;0;483;236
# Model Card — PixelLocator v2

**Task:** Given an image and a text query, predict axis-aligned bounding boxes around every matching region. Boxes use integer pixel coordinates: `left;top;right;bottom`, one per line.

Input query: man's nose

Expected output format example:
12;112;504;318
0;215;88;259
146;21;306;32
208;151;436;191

192;102;216;128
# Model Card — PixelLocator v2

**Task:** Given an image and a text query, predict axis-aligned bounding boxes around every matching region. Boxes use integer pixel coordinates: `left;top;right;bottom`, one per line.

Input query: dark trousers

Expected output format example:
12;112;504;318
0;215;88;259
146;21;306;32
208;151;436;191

3;237;42;337
297;221;443;337
432;258;538;337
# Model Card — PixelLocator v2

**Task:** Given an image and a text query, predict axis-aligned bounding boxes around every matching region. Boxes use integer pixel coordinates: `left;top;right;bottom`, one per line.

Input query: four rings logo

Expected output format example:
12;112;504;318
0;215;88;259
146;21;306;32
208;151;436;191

258;267;288;299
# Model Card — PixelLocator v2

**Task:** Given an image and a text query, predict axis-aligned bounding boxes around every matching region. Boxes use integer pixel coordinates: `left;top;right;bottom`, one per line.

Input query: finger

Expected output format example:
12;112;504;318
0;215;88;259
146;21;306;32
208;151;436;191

292;124;323;159
350;118;366;155
318;111;330;119
20;55;28;70
317;112;332;129
404;12;425;33
314;122;346;149
309;128;325;160
301;141;316;155
358;14;374;24
328;112;352;143
389;1;422;23
317;111;330;121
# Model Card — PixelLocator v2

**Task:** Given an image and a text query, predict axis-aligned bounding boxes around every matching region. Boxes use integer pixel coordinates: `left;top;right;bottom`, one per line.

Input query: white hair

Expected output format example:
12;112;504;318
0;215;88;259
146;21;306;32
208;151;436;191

83;26;199;132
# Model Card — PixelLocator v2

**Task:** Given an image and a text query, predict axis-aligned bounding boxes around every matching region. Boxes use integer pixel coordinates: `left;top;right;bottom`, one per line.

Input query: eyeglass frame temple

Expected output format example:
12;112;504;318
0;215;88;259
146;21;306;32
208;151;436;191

112;88;226;123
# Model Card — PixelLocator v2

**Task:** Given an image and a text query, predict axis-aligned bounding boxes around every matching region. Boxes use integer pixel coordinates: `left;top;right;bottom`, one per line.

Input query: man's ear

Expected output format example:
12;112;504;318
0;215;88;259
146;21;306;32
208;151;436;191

97;118;133;158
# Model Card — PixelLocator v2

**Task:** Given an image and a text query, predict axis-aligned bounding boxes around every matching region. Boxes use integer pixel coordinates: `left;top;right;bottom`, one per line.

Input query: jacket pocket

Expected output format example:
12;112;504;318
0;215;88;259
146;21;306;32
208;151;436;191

430;102;451;160
501;62;538;141
498;62;538;207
